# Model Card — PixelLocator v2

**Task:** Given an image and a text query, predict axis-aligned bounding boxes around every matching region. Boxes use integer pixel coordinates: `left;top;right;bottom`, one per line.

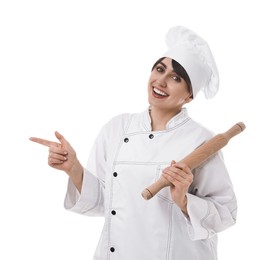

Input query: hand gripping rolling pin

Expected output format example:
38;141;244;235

141;122;246;200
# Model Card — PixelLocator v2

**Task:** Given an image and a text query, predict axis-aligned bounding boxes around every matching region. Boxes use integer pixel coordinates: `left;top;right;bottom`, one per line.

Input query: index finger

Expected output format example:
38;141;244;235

29;137;59;147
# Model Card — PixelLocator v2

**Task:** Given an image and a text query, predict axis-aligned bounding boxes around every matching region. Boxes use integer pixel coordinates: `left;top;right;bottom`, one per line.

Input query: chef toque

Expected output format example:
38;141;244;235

163;26;219;99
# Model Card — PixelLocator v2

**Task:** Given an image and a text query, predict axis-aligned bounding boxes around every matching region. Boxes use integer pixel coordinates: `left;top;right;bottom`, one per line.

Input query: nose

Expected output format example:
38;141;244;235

156;75;167;88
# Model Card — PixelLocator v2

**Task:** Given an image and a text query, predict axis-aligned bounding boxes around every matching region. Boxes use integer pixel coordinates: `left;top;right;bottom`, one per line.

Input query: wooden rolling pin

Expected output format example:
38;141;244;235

141;122;246;200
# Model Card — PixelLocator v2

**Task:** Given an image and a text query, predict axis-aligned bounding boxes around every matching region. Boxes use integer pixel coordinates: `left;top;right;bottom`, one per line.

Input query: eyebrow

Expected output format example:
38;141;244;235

158;61;177;73
159;61;167;69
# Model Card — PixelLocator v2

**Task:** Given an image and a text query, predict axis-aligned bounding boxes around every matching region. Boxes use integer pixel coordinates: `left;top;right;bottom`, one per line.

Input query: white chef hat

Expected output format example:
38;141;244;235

163;26;219;99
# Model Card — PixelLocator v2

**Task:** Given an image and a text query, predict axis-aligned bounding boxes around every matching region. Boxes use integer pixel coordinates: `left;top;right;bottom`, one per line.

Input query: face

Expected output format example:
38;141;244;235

147;57;192;113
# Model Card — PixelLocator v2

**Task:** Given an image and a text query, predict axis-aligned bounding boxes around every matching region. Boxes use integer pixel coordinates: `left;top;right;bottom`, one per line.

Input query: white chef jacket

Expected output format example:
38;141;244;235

64;108;237;260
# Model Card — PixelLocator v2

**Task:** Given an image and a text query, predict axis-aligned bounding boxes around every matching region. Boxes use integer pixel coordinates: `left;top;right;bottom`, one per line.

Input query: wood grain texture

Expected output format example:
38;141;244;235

141;122;246;200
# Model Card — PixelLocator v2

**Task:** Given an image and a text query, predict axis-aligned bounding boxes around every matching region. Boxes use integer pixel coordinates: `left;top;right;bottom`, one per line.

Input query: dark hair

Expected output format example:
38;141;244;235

151;57;193;98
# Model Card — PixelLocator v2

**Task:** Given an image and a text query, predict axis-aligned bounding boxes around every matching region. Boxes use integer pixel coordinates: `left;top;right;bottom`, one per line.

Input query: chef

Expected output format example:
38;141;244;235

30;26;237;260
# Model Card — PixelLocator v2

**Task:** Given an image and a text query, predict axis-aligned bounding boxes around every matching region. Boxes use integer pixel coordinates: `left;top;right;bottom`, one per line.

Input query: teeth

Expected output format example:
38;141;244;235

153;87;168;96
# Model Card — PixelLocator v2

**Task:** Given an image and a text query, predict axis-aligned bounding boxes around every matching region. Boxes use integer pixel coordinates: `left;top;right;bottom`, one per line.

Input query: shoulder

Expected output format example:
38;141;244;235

186;118;215;141
104;113;135;130
101;112;141;137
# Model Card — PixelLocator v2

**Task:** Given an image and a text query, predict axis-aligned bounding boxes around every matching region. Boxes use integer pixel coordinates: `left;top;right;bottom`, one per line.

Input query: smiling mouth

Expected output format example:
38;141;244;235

152;87;169;98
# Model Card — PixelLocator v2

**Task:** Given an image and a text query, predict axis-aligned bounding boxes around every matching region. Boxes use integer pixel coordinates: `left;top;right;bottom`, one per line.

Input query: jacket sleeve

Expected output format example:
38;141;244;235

64;169;104;216
64;125;109;217
184;151;237;240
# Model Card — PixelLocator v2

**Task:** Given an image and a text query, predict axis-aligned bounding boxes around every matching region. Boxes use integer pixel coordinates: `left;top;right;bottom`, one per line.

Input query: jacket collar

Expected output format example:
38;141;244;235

143;107;190;131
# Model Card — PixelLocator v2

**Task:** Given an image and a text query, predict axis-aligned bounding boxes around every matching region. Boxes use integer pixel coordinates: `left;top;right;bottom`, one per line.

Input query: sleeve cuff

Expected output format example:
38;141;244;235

184;193;213;240
64;169;104;216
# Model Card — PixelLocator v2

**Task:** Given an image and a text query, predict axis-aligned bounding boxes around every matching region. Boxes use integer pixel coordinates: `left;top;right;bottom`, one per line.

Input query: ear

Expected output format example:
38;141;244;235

184;95;193;104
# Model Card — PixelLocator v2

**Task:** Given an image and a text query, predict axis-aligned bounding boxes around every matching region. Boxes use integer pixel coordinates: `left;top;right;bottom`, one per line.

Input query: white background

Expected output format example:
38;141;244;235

0;0;275;259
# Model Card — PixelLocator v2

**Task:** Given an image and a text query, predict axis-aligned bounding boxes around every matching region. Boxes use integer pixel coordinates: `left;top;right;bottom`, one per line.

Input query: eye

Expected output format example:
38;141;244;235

156;66;164;73
172;75;181;82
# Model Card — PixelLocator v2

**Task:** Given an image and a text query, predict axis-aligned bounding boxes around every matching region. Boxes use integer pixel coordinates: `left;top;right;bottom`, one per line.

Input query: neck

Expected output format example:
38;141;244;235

149;107;182;131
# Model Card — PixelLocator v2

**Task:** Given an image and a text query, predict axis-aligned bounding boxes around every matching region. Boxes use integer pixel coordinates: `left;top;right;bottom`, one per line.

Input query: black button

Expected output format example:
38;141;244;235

124;138;129;143
113;172;118;177
110;247;115;252
149;134;154;139
111;210;116;215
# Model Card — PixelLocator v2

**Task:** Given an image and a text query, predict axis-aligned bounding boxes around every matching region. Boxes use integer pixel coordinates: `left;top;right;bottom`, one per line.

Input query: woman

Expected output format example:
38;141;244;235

30;26;237;260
